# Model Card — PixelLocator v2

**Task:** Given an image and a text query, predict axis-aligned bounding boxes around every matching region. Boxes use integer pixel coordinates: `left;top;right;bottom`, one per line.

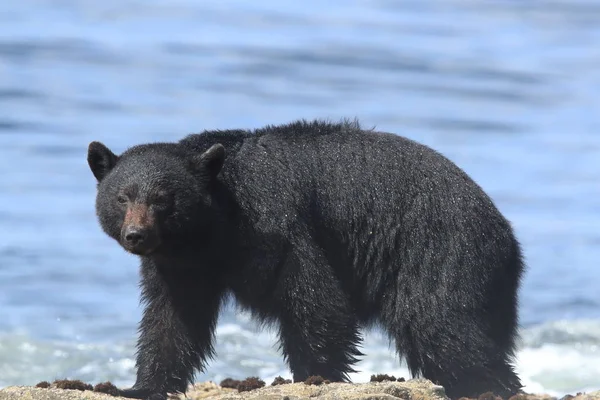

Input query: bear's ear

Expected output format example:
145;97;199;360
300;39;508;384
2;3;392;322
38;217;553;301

87;141;119;182
194;143;225;179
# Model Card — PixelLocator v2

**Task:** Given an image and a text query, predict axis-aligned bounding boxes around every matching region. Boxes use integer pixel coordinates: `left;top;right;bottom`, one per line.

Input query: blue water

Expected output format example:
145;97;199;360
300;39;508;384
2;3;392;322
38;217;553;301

1;0;599;395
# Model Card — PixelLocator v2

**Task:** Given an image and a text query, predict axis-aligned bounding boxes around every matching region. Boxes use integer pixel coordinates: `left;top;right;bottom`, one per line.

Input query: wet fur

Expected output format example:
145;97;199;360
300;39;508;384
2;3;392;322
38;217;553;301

88;119;524;400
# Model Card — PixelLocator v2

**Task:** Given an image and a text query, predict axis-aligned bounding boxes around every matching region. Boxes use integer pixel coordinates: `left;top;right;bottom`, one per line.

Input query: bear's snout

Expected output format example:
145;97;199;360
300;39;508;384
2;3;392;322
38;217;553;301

121;225;159;255
120;204;160;255
124;226;147;245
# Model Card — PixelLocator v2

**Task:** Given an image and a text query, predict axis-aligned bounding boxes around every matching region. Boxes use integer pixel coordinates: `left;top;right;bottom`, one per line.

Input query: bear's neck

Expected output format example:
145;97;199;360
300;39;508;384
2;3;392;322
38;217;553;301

143;238;224;271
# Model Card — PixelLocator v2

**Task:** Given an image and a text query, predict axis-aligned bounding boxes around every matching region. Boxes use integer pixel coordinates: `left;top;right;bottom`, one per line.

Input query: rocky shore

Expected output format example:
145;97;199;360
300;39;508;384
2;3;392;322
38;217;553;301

0;378;598;400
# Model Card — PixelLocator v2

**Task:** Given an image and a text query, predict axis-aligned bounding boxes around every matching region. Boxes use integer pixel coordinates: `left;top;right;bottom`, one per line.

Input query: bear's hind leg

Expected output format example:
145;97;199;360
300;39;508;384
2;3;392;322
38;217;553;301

382;299;522;399
275;240;363;383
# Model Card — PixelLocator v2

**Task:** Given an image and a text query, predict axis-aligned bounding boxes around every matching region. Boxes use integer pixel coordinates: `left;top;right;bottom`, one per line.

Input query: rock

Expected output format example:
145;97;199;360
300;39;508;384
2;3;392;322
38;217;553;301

0;385;120;400
0;380;599;400
0;381;234;400
175;379;447;400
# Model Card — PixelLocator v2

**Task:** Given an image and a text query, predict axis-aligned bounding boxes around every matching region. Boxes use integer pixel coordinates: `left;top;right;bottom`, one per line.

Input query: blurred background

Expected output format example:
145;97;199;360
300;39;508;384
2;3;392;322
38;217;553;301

0;0;599;396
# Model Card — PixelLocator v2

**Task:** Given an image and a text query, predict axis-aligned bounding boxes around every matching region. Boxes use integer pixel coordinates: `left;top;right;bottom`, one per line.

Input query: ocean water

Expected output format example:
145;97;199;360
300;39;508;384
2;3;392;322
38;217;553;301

0;0;599;396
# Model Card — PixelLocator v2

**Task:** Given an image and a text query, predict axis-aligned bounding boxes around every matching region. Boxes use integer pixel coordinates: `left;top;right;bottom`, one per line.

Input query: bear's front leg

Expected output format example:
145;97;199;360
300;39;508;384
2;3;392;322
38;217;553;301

118;258;224;400
275;239;364;382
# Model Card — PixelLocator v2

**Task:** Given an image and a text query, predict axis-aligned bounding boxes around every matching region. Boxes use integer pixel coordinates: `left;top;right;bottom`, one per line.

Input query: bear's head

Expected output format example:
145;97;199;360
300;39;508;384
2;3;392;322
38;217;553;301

87;141;225;256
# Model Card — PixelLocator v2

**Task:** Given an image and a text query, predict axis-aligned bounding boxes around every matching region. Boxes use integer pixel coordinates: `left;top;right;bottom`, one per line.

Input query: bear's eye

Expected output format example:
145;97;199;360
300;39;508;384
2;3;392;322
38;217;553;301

117;195;128;205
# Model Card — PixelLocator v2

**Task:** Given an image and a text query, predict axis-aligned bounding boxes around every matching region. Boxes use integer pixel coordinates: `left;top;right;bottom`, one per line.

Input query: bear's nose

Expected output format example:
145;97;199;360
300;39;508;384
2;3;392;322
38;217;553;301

124;227;146;245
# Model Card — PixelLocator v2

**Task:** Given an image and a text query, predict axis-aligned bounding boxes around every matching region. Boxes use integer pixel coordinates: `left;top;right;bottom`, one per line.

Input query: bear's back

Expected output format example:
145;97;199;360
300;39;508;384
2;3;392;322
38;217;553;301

208;120;508;245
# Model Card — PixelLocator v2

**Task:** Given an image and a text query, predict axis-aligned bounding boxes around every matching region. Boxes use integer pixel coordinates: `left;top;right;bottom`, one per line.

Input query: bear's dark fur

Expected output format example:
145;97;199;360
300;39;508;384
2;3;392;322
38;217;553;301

87;119;524;400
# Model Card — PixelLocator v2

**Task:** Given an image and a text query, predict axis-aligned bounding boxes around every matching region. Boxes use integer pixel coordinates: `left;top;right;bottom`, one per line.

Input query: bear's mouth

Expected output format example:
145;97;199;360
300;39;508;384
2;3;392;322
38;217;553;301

124;242;159;256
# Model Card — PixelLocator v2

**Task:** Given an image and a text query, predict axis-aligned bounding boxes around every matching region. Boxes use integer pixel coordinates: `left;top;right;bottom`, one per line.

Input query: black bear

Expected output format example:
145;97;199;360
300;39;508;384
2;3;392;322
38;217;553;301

87;120;524;400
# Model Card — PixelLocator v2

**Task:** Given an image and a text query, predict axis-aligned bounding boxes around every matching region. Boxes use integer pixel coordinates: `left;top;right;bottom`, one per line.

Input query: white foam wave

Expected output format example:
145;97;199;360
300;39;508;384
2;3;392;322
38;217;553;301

1;319;599;396
0;332;136;388
515;319;600;396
